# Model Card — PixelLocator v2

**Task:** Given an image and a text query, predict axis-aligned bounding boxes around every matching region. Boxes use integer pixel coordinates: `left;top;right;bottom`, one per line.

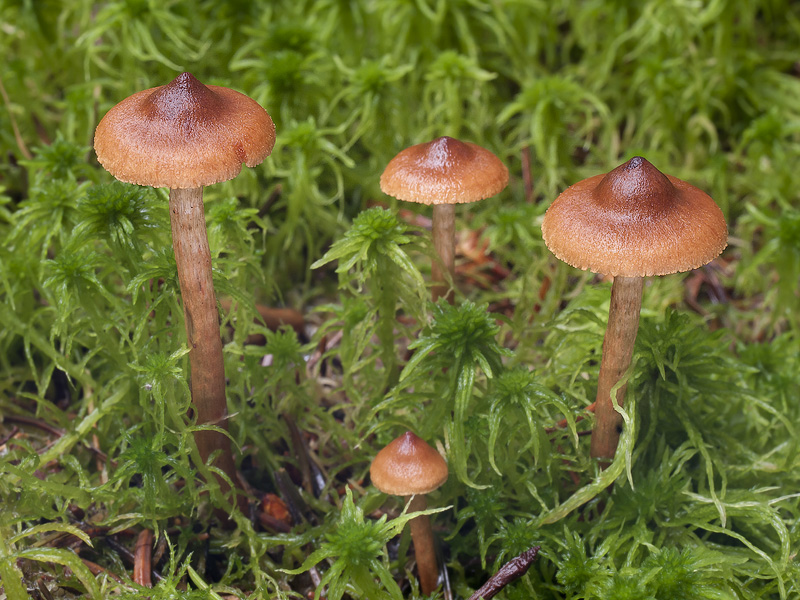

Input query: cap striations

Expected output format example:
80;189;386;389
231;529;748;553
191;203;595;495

94;73;276;189
541;157;727;277
380;136;508;205
370;431;448;496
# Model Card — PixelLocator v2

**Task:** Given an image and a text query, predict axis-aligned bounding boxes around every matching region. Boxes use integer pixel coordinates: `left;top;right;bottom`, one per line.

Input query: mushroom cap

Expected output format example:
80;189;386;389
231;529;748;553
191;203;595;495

541;156;728;277
370;431;448;496
94;72;276;189
380;136;509;205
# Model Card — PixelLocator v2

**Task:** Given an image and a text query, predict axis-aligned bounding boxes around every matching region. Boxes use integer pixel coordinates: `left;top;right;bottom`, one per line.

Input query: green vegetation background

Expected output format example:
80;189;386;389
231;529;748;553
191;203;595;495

1;0;799;598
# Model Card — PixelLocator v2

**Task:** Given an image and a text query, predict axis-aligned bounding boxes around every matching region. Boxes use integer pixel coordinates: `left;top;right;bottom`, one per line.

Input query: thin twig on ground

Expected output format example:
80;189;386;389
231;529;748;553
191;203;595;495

467;546;540;600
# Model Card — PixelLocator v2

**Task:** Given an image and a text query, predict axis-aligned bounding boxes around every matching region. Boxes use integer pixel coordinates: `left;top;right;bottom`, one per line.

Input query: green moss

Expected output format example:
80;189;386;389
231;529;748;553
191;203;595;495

1;1;799;598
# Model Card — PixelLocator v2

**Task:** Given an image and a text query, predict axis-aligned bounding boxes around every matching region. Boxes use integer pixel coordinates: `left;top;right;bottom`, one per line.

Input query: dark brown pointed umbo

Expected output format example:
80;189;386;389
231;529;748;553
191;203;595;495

380;137;508;302
95;73;276;512
542;157;727;462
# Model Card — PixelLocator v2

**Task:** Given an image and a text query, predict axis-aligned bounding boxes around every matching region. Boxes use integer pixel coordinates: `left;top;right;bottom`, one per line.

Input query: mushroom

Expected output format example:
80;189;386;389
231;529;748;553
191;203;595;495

541;157;727;462
370;431;449;595
380;136;508;303
94;73;276;508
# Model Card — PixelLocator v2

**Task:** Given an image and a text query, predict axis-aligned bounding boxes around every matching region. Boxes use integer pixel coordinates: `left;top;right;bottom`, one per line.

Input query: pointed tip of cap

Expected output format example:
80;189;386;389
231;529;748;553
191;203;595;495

175;72;197;84
593;156;676;208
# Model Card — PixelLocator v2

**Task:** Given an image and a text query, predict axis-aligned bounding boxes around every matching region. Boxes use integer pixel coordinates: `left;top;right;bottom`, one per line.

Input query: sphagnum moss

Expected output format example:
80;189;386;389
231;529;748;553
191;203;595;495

401;299;510;486
312;206;427;387
2;1;800;598
284;488;445;600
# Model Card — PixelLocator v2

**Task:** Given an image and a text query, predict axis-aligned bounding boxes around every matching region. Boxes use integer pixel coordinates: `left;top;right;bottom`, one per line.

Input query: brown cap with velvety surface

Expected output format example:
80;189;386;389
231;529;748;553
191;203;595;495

94;73;275;189
370;431;448;496
541;156;728;277
380;136;508;205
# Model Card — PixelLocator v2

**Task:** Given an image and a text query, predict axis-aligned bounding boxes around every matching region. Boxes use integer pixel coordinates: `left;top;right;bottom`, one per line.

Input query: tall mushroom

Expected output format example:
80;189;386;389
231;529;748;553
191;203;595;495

370;431;449;595
541;157;727;462
380;136;508;303
94;73;276;509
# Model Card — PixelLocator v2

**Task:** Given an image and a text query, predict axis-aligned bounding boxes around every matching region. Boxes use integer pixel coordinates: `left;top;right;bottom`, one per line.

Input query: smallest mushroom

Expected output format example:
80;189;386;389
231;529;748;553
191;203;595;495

380;136;508;303
370;431;449;595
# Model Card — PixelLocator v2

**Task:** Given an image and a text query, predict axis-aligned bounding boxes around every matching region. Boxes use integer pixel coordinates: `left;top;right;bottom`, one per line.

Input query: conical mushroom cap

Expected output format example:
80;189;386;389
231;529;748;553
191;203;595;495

380;136;508;205
94;72;276;189
370;432;448;496
542;157;727;277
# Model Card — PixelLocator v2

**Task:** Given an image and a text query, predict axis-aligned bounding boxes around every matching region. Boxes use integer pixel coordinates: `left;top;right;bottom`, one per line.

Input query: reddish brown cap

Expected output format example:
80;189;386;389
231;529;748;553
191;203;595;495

380;136;508;205
94;72;276;189
541;157;727;277
370;431;448;496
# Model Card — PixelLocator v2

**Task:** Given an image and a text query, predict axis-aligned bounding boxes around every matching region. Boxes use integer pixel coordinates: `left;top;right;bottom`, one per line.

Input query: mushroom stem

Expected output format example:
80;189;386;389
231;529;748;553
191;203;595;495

431;203;455;303
169;187;241;509
590;275;644;462
405;494;440;595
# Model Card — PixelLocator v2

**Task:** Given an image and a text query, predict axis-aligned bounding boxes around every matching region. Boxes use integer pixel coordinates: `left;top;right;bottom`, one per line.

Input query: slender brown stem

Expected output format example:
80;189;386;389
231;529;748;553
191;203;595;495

169;188;242;512
0;425;19;447
431;203;456;303
590;276;644;462
80;559;124;583
3;414;64;437
133;529;154;587
406;494;440;595
218;298;305;336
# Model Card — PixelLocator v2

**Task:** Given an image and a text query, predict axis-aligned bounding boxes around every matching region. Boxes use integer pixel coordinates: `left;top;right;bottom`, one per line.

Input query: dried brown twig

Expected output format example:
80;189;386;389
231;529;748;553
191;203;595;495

468;546;540;600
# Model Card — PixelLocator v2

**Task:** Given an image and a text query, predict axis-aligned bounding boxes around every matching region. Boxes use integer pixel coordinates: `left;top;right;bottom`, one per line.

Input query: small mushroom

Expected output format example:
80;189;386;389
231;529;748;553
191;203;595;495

94;73;276;508
370;431;449;595
380;136;508;302
542;157;727;462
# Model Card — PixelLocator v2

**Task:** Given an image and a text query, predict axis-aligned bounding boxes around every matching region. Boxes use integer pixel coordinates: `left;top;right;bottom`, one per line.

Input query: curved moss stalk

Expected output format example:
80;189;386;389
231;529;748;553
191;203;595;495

375;255;399;387
448;362;485;489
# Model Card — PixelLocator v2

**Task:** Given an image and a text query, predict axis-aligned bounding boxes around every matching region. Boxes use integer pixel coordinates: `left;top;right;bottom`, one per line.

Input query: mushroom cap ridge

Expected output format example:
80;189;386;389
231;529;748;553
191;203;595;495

380;136;509;205
94;72;276;189
541;157;728;277
370;431;449;496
